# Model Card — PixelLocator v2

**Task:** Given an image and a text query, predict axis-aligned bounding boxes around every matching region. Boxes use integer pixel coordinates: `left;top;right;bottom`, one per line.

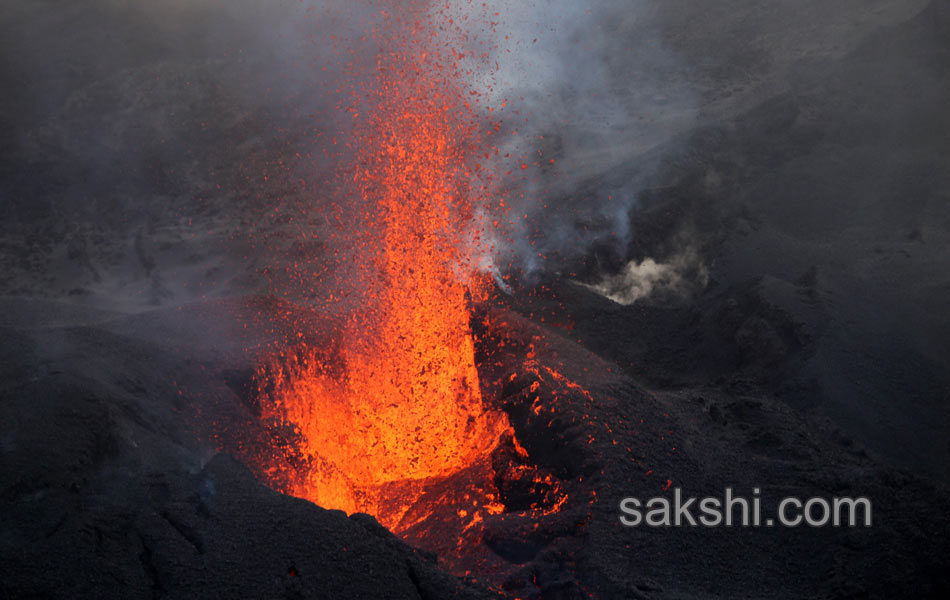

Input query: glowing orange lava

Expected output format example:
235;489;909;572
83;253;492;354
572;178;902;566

256;3;508;530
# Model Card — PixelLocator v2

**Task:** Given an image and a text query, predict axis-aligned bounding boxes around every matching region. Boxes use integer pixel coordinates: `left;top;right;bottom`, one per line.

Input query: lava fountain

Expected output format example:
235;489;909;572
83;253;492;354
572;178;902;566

253;3;510;531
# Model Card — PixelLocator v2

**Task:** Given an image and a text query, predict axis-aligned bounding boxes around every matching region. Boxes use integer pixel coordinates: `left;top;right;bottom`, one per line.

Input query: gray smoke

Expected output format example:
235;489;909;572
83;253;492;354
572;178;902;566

0;0;390;311
1;0;935;309
461;0;933;301
574;245;708;305
455;0;699;286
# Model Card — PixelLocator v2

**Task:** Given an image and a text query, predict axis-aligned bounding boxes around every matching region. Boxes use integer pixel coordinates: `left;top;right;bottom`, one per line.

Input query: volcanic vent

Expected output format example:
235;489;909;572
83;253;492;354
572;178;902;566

207;4;606;590
242;3;515;534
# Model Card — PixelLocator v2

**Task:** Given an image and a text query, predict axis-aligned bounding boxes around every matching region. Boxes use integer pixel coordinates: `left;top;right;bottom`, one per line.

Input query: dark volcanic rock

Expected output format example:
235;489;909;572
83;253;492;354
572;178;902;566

1;292;949;599
0;315;497;600
475;306;950;599
2;0;950;598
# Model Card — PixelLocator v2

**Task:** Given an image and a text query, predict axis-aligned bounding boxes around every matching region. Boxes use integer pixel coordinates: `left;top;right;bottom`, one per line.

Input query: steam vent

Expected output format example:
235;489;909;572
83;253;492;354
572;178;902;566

2;1;950;599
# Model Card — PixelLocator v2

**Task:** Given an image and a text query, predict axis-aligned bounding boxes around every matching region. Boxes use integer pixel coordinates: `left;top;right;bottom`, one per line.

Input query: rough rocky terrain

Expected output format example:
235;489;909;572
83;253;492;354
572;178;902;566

2;1;949;598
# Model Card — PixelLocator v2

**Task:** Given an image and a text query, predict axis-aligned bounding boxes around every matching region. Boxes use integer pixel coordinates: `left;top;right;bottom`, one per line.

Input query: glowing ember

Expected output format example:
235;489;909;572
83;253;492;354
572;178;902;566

254;3;509;530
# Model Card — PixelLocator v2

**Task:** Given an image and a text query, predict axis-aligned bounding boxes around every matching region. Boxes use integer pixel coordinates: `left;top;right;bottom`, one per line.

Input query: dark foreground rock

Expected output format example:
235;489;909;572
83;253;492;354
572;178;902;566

0;315;498;600
1;297;948;599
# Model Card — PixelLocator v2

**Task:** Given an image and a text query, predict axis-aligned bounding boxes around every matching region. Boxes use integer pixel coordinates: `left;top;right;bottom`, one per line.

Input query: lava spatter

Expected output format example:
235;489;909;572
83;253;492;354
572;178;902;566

251;2;510;531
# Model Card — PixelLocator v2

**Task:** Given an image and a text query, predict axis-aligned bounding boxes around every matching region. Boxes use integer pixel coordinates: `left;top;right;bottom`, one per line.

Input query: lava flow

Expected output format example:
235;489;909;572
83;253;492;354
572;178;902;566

252;3;509;532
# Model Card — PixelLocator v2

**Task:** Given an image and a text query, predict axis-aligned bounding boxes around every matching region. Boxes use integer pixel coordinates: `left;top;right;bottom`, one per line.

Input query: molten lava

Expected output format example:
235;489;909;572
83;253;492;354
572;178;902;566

254;3;509;530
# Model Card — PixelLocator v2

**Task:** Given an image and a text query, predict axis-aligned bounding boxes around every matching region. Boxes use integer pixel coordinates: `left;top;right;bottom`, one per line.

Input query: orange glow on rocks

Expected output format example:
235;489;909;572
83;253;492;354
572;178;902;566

253;2;509;531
